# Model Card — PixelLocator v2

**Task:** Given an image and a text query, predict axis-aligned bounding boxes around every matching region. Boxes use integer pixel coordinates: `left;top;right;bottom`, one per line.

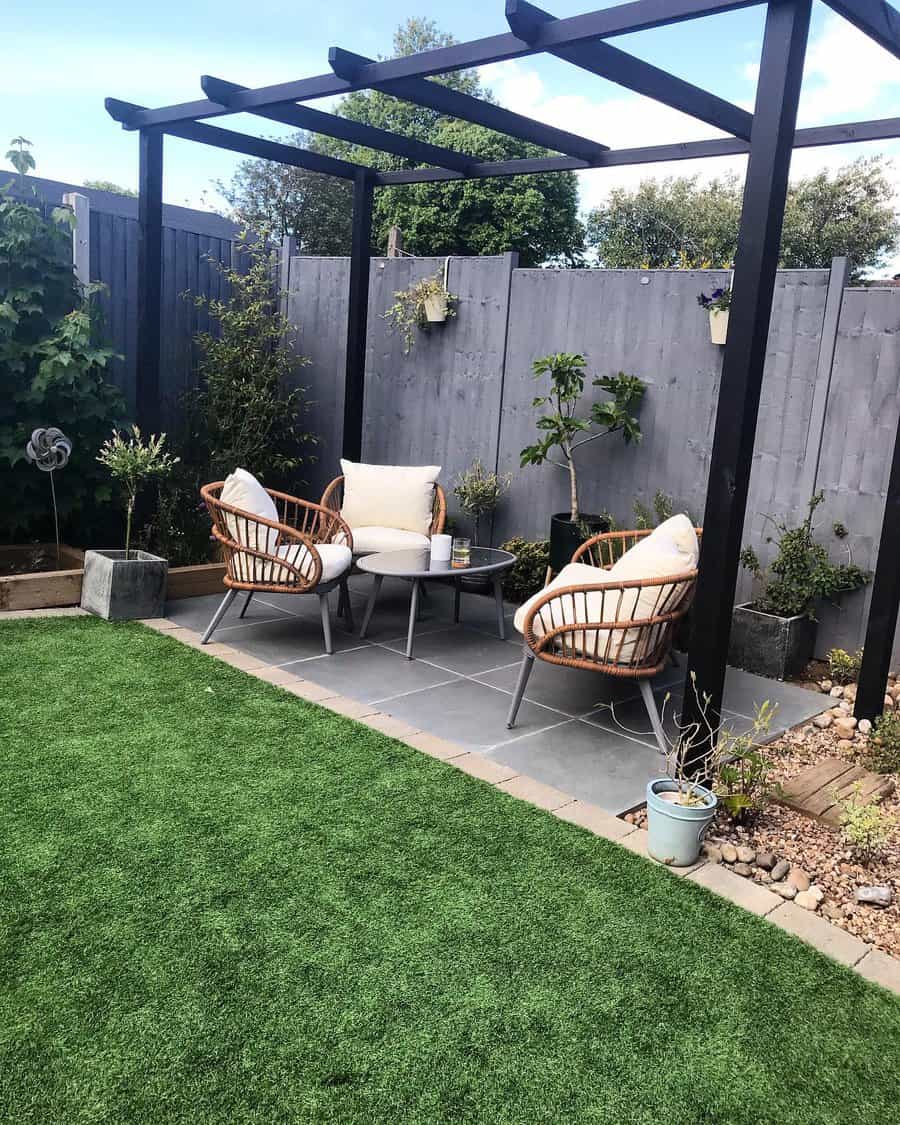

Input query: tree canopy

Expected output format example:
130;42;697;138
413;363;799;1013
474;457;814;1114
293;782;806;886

585;158;899;280
222;19;584;267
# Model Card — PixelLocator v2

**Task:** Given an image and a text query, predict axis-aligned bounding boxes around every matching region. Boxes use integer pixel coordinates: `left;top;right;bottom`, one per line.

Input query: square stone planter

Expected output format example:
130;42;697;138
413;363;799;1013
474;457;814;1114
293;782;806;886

728;602;816;680
80;550;168;621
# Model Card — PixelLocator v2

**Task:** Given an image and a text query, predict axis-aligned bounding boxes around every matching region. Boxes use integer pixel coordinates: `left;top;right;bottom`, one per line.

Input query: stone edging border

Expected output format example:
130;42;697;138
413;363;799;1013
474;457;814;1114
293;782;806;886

5;607;897;997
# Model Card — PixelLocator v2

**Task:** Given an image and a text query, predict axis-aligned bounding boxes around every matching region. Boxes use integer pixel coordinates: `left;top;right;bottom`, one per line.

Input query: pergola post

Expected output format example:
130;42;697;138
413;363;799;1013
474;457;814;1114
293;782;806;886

136;128;164;434
682;0;812;762
342;169;374;461
854;421;900;719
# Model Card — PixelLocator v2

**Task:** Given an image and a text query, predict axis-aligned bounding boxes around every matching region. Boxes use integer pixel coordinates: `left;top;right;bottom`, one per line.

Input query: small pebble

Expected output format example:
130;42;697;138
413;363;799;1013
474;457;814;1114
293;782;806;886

702;843;723;863
771;859;790;882
855;886;893;909
813;713;832;729
772;882;797;900
794;890;820;911
737;846;756;864
733;862;753;878
788;867;811;892
755;851;776;871
721;843;738;864
829;685;844;698
819;680;833;692
858;718;872;735
809;885;825;903
834;717;857;739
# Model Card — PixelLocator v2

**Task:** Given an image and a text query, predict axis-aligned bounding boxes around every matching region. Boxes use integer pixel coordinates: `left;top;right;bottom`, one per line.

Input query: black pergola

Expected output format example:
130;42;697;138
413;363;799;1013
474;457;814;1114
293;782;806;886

106;0;900;740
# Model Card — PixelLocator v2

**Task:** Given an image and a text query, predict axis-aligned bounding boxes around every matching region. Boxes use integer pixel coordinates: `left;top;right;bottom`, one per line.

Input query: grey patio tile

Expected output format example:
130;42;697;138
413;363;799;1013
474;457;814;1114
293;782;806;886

587;686;755;751
474;658;640;719
487;719;662;815
381;626;522;676
376;679;566;752
722;666;830;728
291;645;461;704
209;615;362;665
165;593;291;633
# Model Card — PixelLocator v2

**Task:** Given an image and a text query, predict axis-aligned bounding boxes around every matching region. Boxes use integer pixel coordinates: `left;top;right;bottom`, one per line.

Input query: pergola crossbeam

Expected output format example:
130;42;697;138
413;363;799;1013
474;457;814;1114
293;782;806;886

506;1;753;139
200;76;479;174
823;0;900;60
327;47;610;162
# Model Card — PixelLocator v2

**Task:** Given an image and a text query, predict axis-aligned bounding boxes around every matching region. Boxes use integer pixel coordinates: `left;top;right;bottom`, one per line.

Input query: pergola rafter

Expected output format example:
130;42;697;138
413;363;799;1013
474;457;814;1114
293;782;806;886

105;0;900;742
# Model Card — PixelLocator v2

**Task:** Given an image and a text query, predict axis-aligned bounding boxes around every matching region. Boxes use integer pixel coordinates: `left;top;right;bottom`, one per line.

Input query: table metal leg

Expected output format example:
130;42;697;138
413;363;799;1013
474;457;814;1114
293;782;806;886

454;579;461;624
359;574;382;639
406;579;420;659
492;576;506;640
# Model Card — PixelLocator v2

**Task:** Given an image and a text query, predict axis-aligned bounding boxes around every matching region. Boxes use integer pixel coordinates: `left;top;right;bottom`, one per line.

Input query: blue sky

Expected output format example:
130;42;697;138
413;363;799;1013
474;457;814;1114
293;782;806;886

4;0;900;242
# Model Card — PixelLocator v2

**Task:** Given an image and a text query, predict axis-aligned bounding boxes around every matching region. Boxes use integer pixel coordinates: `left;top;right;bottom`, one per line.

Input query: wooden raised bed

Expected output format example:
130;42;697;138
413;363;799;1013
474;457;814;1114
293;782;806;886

0;545;85;611
166;563;226;599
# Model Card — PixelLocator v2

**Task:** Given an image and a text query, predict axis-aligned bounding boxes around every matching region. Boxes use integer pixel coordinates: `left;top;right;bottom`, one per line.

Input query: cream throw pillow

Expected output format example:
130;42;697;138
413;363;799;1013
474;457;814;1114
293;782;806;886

339;459;441;535
513;515;699;662
220;468;279;554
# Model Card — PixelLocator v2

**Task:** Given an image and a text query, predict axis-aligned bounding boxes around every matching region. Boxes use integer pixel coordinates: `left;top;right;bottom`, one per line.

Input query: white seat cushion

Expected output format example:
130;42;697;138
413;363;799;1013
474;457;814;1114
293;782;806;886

348;526;430;555
339;459;440;535
220;468;279;553
259;542;351;585
513;515;699;662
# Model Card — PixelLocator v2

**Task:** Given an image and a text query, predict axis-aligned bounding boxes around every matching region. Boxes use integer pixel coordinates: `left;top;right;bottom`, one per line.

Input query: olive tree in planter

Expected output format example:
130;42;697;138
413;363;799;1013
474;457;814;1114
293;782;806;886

520;353;645;573
452;458;511;546
81;427;178;620
730;492;869;679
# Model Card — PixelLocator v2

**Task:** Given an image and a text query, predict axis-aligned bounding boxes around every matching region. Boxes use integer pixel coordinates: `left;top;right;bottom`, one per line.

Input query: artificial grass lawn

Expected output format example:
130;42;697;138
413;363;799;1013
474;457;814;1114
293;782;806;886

1;619;898;1124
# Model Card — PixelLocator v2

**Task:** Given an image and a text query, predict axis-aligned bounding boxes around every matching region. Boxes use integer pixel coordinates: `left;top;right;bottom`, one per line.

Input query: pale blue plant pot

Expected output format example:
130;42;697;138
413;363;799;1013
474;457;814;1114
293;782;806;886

646;778;717;867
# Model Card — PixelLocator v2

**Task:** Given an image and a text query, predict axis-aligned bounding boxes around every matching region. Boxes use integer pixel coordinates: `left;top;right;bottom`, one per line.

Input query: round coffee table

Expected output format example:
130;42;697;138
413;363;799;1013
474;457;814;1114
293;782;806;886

356;546;516;659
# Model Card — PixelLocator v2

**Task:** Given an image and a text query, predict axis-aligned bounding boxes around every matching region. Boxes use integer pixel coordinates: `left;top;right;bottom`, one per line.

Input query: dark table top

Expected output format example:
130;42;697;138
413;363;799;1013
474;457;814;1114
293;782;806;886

355;546;516;580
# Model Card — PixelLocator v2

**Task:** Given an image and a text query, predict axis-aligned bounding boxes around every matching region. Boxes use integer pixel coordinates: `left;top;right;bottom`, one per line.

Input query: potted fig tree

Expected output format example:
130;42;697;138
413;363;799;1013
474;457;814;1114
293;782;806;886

81;426;178;620
730;492;869;679
520;353;645;574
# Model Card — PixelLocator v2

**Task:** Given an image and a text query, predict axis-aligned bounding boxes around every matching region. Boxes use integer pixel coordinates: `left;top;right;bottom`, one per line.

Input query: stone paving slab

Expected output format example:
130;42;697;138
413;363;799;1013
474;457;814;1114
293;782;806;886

688;863;781;917
553;800;638;842
855;948;900;993
766;901;871;967
496;774;574;812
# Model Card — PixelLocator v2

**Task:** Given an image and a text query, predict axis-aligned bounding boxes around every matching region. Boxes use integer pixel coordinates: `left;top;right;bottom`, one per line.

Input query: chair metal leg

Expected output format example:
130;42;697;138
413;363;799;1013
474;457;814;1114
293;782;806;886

405;579;421;659
506;650;536;728
359;574;382;639
639;678;668;755
319;593;333;655
201;589;237;644
492;577;506;640
337;582;348;619
238;591;254;619
453;579;461;624
339;578;354;632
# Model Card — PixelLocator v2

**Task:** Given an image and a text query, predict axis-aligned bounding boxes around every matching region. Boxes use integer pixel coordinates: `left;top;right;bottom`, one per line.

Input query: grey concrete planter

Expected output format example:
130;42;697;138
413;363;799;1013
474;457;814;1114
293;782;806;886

728;602;816;680
80;550;168;621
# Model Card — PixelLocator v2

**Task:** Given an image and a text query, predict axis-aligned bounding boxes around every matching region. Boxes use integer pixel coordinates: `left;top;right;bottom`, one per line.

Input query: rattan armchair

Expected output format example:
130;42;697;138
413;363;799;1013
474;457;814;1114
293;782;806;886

320;475;447;554
507;528;702;753
200;482;355;654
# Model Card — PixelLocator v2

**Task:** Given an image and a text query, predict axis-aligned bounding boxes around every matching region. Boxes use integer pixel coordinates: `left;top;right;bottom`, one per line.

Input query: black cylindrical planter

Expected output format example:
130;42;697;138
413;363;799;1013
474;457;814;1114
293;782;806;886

549;512;610;574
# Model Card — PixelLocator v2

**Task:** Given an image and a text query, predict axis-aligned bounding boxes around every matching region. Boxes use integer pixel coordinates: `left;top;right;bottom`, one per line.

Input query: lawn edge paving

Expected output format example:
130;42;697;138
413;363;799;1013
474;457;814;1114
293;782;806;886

5;607;897;996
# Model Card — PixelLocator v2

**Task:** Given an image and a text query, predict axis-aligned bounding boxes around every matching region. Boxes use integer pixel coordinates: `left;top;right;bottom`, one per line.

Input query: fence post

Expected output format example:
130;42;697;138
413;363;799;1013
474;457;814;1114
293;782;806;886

62;191;90;287
489;250;520;546
387;226;403;257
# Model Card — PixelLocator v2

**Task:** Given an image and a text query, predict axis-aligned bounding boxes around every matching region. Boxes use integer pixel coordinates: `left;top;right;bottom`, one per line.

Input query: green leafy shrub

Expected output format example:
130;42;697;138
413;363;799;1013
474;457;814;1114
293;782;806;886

0;153;123;544
838;784;896;864
97;427;178;557
453;459;510;545
739;492;868;618
827;647;863;685
710;701;779;823
184;235;316;489
865;710;900;774
501;537;549;604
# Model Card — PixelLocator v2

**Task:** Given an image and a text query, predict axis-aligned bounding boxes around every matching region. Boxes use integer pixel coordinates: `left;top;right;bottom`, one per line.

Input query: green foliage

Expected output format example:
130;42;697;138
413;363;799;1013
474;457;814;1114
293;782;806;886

183;236;317;488
138;477;212;567
520;353;645;521
827;647;863;685
97;427;178;557
81;180;137;197
739;493;868;619
6;136;35;177
865;710;900;775
453;459;511;545
500;536;549;604
0;174;123;544
382;271;456;354
223;20;584;266
838;784;896;864
713;702;780;823
585;160;900;281
633;489;685;530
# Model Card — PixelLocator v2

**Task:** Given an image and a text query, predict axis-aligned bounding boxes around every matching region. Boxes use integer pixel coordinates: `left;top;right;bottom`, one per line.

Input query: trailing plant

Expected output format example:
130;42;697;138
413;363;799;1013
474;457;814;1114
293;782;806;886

97;427;178;558
0;143;123;544
865;710;900;775
453;459;511;545
827;647;863;685
838;784;896;864
500;537;550;604
739;492;868;619
183;234;317;489
520;353;645;522
382;270;456;354
697;286;732;312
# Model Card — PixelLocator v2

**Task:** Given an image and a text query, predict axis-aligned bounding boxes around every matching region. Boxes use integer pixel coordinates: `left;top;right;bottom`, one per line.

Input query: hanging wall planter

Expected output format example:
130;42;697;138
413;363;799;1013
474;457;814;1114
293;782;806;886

697;284;732;345
383;259;456;353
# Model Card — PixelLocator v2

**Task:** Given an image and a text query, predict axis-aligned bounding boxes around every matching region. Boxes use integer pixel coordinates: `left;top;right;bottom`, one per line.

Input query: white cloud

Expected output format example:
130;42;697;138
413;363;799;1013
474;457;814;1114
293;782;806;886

800;14;900;124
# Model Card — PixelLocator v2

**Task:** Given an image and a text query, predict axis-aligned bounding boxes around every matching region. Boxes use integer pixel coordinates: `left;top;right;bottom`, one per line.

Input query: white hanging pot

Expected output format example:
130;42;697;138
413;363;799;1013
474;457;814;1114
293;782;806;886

424;293;448;323
709;308;728;345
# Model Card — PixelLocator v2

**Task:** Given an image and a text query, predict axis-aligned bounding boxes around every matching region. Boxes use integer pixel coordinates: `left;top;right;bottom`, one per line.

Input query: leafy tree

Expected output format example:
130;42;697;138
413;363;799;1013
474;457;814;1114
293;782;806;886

223;19;584;266
82;180;137;197
0;157;123;545
586;158;899;281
